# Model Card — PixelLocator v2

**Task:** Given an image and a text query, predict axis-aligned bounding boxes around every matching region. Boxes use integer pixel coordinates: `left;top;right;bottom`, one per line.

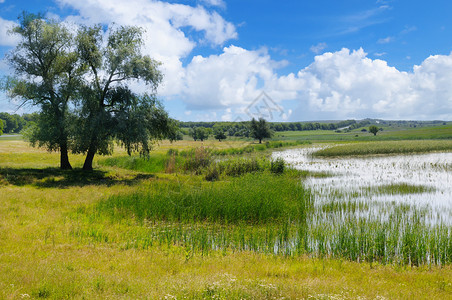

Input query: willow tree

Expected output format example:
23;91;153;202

75;25;171;170
5;12;81;169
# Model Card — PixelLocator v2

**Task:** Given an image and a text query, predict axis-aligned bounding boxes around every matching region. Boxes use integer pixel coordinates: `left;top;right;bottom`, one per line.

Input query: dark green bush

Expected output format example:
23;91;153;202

270;157;285;174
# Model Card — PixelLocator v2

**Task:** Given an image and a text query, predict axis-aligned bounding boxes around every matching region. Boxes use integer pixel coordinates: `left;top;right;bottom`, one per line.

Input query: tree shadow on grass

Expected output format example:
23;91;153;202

0;167;155;188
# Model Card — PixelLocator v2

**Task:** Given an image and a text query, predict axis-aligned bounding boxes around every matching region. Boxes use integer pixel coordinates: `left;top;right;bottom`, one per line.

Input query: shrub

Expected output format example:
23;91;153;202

205;164;220;181
270;157;285;174
218;157;264;177
183;147;212;174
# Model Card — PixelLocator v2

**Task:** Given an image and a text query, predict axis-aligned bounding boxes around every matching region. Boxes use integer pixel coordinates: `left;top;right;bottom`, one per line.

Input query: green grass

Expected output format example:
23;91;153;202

97;173;311;225
1;137;452;298
274;124;452;142
313;140;452;157
98;153;172;173
367;183;435;195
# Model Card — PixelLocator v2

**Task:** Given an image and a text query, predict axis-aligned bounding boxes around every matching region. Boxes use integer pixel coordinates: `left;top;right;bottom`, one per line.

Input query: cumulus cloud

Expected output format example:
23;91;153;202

180;47;452;121
163;45;452;120
278;49;452;120
181;45;278;109
2;0;450;121
56;0;237;97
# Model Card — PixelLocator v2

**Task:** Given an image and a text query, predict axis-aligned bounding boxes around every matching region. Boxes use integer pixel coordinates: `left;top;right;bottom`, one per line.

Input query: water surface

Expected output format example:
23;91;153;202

273;147;452;223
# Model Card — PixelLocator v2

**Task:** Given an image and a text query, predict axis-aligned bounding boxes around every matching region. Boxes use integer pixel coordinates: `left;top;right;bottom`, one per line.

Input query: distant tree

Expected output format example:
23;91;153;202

0;112;18;133
5;12;81;169
250;118;272;144
190;127;208;141
0;119;3;135
74;24;166;170
369;125;379;136
214;129;227;142
166;120;184;141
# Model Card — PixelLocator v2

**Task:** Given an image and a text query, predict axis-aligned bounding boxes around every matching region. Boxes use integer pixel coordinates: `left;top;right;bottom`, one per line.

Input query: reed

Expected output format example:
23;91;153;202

313;140;452;157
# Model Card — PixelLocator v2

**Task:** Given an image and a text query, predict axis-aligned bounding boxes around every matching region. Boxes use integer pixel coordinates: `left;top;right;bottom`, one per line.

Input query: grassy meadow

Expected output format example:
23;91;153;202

1;127;452;299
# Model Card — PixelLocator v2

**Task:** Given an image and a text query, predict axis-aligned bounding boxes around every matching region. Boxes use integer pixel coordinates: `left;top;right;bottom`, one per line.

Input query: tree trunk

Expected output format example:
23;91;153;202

60;142;72;170
259;139;262;144
82;143;96;171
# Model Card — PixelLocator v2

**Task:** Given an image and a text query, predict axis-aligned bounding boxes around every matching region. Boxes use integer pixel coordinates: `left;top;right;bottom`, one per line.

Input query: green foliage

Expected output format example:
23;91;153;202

205;164;221;181
4;17;177;171
99;173;311;225
183;147;213;174
270;157;285;174
0;112;27;133
250;118;272;143
214;129;227;141
313;140;452;157
217;157;265;177
74;24;170;170
189;127;209;141
0;119;3;135
369;125;379;136
4;12;80;169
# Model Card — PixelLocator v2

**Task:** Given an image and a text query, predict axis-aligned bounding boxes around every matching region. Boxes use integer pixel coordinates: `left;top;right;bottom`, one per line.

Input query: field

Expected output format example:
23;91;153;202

1;128;452;299
274;123;452;141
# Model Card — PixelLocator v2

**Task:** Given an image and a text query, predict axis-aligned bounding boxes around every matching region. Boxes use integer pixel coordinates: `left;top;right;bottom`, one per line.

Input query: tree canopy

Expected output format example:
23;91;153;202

214;129;227;142
4;13;176;170
73;24;171;170
5;12;81;169
250;118;272;143
369;125;379;136
189;127;209;141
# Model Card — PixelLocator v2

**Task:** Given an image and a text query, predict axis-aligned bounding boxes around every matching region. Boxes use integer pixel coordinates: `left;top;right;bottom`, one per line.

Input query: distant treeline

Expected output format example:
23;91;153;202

180;119;365;137
179;119;448;138
0;112;447;138
0;112;38;134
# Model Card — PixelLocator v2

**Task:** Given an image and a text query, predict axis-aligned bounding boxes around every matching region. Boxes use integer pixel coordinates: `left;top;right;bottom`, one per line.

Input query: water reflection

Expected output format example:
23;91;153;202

273;147;452;223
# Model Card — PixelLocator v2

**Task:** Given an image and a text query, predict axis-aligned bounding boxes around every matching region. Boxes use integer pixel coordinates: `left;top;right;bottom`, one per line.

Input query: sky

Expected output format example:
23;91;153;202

1;0;452;122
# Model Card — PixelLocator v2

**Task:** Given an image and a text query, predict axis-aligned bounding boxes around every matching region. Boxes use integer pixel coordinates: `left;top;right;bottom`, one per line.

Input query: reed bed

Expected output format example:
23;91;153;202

313;140;452;157
84;170;452;266
98;173;311;225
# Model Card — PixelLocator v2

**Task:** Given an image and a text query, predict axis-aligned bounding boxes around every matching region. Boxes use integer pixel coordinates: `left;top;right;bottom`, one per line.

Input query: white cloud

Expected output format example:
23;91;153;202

0;17;19;47
377;36;394;44
310;42;327;54
180;45;278;109
57;0;236;45
401;25;417;34
199;0;226;8
175;46;452;120
277;49;452;120
2;1;450;121
56;0;237;98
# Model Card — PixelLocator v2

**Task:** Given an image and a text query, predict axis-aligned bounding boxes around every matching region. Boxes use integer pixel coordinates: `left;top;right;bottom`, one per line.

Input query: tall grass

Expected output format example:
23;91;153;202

183;140;311;156
313;140;452;157
87;170;452;266
98;173;311;225
98;141;306;175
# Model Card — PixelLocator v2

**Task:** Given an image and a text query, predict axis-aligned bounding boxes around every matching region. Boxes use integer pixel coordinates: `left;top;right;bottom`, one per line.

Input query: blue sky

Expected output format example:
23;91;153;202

1;0;452;121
